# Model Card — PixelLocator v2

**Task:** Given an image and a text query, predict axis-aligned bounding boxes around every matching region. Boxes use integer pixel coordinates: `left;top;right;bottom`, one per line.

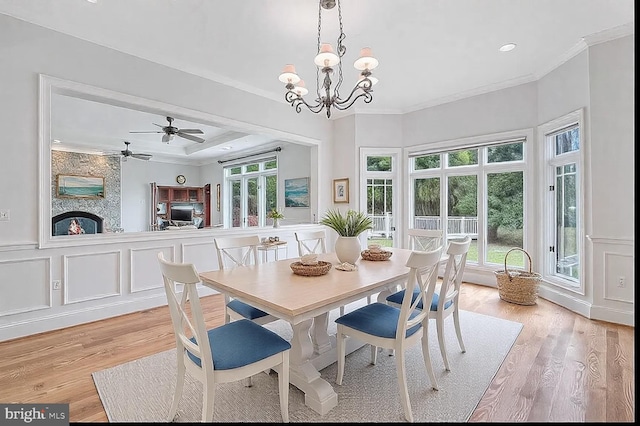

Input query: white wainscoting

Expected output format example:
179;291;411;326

63;250;122;304
0;257;52;317
130;246;175;293
0;224;325;342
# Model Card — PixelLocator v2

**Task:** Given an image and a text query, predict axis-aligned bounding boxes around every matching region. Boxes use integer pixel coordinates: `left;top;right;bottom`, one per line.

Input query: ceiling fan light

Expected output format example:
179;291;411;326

314;43;339;67
354;47;378;70
278;64;301;84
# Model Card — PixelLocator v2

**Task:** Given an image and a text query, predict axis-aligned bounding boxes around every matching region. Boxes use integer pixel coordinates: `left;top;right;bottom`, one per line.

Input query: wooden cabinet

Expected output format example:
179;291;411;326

151;183;210;230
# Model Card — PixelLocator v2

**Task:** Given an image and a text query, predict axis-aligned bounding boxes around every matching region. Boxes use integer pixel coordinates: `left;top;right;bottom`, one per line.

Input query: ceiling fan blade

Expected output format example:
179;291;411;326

177;129;204;134
129;131;164;134
131;153;152;160
177;131;205;143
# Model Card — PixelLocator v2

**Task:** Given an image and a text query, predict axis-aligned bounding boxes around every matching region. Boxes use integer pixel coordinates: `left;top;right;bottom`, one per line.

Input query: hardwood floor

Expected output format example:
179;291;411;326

0;283;634;422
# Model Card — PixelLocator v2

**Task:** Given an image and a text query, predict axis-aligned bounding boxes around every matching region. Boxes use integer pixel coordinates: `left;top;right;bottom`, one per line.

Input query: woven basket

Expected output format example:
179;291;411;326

494;248;541;305
290;261;332;276
361;249;393;261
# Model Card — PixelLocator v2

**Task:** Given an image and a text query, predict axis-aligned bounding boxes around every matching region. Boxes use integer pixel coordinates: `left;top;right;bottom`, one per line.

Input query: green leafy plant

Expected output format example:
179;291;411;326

320;209;373;237
267;208;285;220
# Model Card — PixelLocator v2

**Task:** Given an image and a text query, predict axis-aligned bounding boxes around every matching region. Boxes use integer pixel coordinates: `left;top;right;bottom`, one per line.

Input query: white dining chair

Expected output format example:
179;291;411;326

294;230;327;256
407;228;443;252
335;247;443;422
157;253;291;423
214;235;277;326
385;235;472;371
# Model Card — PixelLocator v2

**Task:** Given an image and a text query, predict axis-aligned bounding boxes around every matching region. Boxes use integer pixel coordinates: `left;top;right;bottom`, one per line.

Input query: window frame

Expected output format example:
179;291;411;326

538;109;585;294
405;128;534;270
224;157;278;229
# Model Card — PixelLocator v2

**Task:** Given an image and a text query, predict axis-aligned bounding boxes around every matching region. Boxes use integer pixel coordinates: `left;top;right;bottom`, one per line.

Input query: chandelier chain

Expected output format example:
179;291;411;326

334;0;345;98
316;0;323;101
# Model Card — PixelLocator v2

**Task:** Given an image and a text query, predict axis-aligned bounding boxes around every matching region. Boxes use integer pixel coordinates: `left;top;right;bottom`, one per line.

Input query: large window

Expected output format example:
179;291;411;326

539;110;583;291
409;134;528;268
360;148;401;248
225;158;278;228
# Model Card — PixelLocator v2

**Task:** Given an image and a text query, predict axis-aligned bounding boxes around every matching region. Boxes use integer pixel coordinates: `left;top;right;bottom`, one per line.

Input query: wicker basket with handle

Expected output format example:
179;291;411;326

494;248;542;306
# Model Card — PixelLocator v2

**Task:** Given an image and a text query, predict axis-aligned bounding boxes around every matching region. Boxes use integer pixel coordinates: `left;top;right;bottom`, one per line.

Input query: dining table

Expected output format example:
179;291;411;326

198;247;416;416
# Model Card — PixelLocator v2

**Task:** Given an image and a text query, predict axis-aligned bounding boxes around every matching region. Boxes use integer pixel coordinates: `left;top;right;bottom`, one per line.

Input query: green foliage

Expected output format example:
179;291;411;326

320;209;372;237
367;156;392;171
267;208;284;219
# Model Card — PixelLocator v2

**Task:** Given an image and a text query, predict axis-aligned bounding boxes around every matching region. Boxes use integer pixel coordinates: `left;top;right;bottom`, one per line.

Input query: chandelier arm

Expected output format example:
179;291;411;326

286;90;326;114
333;91;373;111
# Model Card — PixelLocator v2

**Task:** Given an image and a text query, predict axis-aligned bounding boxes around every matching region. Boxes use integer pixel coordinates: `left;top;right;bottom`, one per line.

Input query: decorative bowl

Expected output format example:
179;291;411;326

361;249;393;261
290;260;332;276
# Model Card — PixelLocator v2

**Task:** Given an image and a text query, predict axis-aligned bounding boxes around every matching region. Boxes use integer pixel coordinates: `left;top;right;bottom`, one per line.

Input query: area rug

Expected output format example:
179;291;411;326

92;309;522;423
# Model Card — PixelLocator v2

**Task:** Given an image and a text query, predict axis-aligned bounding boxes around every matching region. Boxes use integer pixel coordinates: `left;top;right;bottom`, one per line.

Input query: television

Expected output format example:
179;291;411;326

170;206;193;223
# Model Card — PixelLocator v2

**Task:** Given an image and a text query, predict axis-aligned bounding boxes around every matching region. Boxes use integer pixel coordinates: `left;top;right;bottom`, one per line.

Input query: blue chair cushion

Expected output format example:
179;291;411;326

385;289;453;311
227;299;270;320
334;302;422;339
187;319;291;370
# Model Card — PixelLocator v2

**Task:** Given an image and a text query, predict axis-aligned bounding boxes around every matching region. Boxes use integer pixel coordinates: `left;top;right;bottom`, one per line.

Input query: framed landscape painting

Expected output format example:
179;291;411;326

57;174;105;199
284;177;310;207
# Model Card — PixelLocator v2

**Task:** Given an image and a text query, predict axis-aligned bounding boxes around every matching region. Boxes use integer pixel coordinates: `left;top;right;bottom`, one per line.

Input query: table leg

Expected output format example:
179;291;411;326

310;312;332;355
288;318;338;415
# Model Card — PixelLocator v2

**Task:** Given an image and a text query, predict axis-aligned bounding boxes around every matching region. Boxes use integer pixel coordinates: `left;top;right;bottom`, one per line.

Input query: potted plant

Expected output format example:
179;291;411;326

267;208;285;228
320;209;373;264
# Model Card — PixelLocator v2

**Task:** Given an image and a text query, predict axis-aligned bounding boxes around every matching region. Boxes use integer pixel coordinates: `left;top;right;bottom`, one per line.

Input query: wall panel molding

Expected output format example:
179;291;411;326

0;257;51;317
63;250;121;304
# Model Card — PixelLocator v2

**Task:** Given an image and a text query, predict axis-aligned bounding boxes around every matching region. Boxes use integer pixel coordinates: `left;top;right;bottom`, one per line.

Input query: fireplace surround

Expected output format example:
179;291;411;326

52;211;104;236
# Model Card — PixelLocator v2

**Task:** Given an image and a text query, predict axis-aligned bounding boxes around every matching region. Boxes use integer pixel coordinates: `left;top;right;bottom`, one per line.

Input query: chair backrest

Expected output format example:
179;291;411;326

157;252;214;373
395;247;443;340
214;235;261;269
294;230;327;256
407;229;443;252
437;235;472;311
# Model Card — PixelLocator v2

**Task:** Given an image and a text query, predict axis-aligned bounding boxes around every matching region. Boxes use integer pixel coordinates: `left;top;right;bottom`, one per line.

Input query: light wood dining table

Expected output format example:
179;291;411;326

198;247;415;416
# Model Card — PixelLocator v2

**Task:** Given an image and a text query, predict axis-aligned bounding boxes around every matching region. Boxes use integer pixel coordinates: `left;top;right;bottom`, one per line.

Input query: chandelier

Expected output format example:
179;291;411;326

278;0;379;119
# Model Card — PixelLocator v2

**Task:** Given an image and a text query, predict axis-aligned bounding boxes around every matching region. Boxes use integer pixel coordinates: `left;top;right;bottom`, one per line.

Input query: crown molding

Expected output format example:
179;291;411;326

582;22;635;46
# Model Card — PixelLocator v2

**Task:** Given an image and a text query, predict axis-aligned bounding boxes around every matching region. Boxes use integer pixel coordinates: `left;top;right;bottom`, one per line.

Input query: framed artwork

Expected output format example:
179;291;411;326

284;177;310;207
56;174;105;199
333;178;349;203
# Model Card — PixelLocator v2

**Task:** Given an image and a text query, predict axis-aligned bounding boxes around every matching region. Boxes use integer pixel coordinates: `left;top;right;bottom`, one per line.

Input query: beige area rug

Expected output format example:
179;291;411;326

92;309;522;423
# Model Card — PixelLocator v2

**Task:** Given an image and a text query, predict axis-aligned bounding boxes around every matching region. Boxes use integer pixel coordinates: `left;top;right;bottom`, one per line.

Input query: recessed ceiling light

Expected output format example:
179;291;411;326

53;139;61;144
220;146;232;150
86;0;98;3
499;43;517;52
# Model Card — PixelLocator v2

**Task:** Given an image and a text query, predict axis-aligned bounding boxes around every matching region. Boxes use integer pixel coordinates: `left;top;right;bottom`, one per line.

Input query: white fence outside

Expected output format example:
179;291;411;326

368;214;478;239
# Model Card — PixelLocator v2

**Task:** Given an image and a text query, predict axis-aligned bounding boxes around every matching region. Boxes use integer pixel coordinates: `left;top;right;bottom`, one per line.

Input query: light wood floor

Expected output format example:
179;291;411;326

0;283;634;422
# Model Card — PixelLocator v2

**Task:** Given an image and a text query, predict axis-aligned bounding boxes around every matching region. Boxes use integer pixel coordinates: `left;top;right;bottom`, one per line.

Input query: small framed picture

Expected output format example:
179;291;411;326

333;178;349;203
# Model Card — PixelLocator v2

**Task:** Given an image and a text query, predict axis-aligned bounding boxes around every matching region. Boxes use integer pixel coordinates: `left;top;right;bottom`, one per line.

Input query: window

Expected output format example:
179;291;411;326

409;133;529;268
225;157;278;228
539;110;584;291
360;148;401;248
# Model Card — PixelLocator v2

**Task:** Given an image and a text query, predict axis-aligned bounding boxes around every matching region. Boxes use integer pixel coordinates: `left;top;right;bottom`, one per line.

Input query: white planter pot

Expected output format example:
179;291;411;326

334;236;362;264
273;219;280;228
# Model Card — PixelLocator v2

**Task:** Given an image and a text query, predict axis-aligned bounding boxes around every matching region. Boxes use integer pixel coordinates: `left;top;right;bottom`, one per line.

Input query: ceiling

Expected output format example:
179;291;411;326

1;0;634;162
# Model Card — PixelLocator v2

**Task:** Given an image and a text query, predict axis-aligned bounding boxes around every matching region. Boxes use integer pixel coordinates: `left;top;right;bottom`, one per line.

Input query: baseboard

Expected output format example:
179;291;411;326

0;286;220;342
589;304;635;327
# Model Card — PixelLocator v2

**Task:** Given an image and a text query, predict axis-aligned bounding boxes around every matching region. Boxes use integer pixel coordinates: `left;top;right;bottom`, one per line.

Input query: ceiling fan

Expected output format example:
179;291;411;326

129;116;205;143
119;141;152;161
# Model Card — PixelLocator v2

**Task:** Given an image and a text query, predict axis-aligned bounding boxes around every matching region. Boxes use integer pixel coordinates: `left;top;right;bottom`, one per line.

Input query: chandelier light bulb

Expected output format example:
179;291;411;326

294;80;309;96
278;64;301;84
354;47;379;71
314;43;340;67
